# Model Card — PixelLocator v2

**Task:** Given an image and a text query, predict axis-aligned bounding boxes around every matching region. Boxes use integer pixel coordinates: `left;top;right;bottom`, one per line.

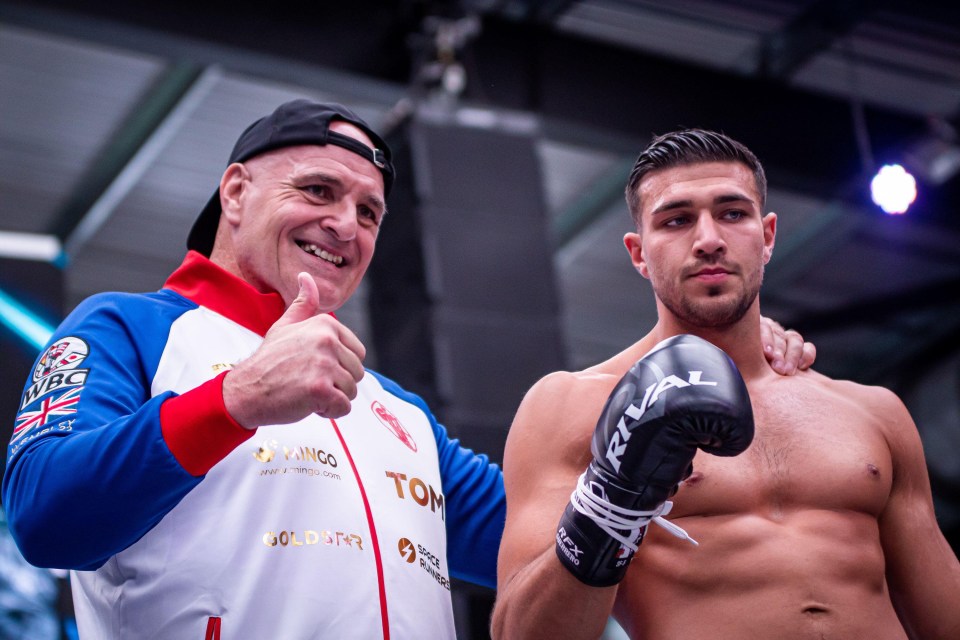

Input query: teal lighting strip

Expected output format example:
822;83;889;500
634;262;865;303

0;288;55;351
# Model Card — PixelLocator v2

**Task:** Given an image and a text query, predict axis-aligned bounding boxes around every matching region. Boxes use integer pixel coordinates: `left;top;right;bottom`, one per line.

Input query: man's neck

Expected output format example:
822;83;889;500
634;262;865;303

650;307;770;381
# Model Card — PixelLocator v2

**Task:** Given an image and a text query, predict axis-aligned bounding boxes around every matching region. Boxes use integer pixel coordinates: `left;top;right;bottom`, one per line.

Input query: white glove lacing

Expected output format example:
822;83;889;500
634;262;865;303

570;470;699;552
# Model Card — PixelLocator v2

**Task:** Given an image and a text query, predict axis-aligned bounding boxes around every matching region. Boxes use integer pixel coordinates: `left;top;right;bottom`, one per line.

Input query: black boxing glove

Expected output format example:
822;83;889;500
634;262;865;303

555;334;754;587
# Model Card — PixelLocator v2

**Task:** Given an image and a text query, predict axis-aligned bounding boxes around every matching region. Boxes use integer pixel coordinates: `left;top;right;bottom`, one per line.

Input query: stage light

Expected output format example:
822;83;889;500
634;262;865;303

0;287;55;351
841;39;921;217
0;231;62;262
870;164;917;215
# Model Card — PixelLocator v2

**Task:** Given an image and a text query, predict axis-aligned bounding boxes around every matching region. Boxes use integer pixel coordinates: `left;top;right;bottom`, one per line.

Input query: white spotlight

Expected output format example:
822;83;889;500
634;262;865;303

870;164;917;215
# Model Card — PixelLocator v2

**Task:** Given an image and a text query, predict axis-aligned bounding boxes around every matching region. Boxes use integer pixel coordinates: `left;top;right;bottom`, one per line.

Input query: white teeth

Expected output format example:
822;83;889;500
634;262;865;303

299;242;343;265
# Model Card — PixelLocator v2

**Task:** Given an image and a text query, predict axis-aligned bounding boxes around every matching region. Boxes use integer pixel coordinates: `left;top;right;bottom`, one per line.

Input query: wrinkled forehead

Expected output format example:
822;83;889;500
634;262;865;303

251;140;384;185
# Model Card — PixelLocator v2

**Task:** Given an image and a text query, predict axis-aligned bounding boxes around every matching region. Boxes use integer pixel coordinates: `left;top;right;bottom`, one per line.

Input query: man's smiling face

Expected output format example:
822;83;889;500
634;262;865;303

220;120;386;311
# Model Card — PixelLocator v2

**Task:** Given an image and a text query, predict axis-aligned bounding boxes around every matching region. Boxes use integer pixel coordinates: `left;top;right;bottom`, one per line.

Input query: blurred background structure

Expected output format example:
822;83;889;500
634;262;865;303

1;1;959;637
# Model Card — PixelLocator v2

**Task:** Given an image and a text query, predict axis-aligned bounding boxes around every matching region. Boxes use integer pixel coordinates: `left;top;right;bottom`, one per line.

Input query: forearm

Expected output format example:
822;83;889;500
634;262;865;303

493;547;616;640
3;380;252;569
888;535;960;639
2;390;213;569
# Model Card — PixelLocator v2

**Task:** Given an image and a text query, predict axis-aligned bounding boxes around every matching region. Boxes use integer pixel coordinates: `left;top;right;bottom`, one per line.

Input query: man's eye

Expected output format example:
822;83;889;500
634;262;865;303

303;185;330;198
359;206;381;224
723;210;746;220
664;216;689;227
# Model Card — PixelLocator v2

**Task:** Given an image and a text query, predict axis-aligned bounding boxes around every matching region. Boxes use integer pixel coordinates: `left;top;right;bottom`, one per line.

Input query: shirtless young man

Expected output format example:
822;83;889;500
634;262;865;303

491;129;960;640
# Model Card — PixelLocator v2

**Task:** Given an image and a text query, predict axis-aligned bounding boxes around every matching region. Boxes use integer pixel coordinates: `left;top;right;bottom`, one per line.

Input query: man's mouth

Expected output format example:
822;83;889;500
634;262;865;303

692;268;728;277
296;241;343;266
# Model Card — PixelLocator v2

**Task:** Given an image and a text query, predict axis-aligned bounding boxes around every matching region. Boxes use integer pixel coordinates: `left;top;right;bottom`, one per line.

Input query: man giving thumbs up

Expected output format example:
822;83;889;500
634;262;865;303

3;101;814;640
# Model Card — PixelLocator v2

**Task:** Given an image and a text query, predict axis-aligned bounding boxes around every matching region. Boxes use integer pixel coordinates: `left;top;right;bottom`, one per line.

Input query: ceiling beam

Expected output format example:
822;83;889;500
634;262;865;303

758;0;879;79
50;62;204;247
4;0;939;209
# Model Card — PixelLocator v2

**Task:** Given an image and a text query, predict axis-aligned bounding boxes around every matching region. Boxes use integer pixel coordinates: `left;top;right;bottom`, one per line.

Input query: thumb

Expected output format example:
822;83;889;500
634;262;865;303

275;272;321;327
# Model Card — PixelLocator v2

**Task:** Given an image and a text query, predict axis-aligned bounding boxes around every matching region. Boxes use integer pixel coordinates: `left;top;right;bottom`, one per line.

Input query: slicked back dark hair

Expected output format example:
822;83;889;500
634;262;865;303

625;128;767;224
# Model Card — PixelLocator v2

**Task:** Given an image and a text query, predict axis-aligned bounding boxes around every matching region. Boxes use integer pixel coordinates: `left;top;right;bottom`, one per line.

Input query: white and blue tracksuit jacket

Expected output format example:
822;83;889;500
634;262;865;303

3;251;505;639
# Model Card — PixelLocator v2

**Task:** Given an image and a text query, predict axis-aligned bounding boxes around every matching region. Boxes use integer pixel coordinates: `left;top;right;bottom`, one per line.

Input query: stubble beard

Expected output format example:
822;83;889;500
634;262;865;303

655;267;763;329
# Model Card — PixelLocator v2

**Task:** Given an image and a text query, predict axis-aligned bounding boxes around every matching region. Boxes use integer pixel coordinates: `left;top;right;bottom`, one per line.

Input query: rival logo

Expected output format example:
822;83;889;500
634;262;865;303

605;371;717;474
372;401;417;452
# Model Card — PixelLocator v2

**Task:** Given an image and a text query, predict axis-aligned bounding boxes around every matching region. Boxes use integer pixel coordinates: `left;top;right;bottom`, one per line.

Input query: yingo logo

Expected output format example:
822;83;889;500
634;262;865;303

253;439;338;467
372;401;417;452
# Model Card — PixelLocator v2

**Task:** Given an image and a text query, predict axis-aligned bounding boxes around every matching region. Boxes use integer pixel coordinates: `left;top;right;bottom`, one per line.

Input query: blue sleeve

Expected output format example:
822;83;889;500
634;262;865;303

369;372;505;589
1;291;203;570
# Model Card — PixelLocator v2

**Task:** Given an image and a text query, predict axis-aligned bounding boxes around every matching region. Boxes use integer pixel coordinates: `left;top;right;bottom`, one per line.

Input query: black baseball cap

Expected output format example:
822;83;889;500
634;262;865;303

187;99;395;256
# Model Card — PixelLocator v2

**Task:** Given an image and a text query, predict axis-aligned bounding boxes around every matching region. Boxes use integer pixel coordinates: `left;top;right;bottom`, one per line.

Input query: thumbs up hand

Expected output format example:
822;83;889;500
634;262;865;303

223;273;366;429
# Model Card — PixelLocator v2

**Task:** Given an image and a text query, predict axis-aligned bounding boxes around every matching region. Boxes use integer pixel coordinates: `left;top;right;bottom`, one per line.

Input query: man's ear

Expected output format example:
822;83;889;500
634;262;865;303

219;163;248;225
762;211;777;265
623;232;650;279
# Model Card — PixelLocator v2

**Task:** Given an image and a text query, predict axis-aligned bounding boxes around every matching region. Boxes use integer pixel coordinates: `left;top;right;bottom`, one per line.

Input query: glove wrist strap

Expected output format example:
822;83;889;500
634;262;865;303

555;464;697;587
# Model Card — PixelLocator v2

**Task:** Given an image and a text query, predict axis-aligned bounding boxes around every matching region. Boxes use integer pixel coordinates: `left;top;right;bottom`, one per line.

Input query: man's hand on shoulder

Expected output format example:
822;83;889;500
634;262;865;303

222;272;366;429
760;316;816;375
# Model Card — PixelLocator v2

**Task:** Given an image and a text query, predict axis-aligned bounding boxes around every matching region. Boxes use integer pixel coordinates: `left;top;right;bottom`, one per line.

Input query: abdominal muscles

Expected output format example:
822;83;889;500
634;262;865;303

614;508;907;640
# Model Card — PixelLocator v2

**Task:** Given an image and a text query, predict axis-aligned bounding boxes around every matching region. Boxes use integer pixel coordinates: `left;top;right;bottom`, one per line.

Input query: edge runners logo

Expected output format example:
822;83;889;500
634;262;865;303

372;401;417;452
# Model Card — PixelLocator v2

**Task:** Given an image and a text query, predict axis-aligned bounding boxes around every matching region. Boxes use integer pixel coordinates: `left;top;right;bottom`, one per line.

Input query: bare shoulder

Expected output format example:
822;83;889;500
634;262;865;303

511;345;644;436
810;371;907;416
503;341;655;496
502;348;646;486
505;368;616;469
789;369;915;441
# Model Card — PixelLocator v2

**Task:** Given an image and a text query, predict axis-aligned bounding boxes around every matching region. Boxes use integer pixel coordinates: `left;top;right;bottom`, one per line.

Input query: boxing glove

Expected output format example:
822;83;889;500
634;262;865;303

555;334;754;587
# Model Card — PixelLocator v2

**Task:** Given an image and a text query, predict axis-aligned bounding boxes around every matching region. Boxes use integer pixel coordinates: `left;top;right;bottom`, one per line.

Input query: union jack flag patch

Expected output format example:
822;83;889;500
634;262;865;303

12;386;82;443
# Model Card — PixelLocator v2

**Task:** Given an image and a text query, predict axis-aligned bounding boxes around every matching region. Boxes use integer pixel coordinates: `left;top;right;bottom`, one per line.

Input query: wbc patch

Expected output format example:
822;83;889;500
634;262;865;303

34;337;88;380
20;337;90;410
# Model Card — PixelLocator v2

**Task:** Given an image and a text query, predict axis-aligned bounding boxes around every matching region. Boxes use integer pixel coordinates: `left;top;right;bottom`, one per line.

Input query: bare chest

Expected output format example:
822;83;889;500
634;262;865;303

669;383;893;519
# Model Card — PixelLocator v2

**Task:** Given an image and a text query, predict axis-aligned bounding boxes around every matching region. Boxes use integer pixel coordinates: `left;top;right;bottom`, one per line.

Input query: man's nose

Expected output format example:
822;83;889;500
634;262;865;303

322;201;358;241
692;214;726;256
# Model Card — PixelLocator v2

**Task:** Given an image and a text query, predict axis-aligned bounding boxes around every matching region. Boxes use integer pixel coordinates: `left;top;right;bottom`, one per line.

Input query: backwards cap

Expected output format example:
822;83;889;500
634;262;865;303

187;99;395;256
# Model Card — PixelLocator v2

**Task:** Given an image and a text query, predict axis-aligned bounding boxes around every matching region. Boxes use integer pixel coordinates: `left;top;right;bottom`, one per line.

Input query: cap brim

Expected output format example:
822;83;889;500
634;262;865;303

187;189;222;256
